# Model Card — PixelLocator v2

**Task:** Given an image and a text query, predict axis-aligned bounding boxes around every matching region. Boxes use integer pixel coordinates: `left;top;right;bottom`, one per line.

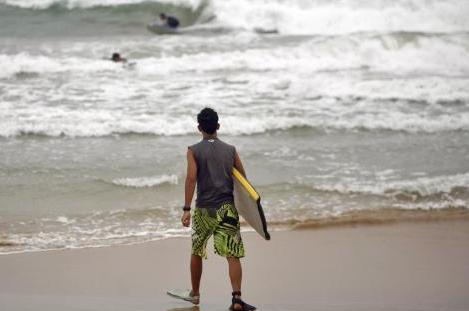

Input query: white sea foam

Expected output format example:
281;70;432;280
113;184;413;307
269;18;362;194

309;172;469;198
2;99;469;137
131;34;469;76
0;53;119;79
112;174;178;188
2;226;190;254
1;32;469;138
394;200;467;211
55;216;75;224
3;32;469;78
214;0;469;35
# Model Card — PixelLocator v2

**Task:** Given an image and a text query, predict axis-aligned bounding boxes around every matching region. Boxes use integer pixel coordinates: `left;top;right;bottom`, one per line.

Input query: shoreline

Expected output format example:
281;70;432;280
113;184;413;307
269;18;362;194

2;207;469;256
1;219;469;311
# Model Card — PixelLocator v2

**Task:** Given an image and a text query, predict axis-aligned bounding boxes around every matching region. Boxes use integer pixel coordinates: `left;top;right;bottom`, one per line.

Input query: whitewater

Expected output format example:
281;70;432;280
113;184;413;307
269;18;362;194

1;0;469;253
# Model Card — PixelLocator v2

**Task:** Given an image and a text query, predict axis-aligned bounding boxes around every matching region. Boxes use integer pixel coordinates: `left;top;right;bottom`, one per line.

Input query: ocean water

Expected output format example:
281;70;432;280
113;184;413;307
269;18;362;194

1;0;469;253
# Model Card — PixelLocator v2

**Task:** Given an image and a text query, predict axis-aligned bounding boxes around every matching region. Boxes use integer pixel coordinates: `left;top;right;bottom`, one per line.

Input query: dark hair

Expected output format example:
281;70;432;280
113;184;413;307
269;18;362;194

112;53;120;61
160;13;166;19
197;108;219;134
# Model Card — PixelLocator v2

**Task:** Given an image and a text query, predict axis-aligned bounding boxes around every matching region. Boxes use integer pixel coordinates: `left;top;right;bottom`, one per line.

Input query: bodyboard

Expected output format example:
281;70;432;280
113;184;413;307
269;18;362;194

233;168;270;240
146;23;180;35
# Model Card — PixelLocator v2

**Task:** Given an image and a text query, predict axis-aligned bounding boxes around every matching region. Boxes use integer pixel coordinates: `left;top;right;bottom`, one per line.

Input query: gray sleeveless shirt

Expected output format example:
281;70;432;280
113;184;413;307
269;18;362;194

189;138;236;208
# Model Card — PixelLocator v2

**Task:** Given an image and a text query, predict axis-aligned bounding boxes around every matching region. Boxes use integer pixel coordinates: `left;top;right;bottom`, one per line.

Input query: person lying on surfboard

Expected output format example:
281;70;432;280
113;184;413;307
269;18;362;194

110;53;127;63
159;13;180;29
167;108;256;311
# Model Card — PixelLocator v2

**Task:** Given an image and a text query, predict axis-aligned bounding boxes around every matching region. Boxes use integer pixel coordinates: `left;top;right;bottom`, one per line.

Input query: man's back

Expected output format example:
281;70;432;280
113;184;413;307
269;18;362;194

167;16;180;28
189;138;236;209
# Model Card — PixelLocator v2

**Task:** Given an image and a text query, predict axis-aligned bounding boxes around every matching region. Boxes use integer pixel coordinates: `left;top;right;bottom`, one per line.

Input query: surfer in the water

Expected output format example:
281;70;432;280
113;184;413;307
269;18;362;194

159;13;180;29
110;53;126;63
167;108;256;311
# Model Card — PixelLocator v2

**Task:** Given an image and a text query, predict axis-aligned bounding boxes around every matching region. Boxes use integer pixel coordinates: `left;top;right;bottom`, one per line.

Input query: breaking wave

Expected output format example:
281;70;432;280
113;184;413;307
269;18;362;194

2;0;204;9
0;0;213;36
2;0;468;35
1;33;469;137
2;102;469;137
213;0;469;35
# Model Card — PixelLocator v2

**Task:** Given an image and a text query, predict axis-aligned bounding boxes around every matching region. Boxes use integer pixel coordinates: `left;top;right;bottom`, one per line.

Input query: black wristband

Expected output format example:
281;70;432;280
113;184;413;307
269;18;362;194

183;206;191;211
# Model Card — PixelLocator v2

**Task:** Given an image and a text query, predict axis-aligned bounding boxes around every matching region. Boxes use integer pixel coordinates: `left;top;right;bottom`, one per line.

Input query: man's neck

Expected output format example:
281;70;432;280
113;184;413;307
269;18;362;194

202;133;217;140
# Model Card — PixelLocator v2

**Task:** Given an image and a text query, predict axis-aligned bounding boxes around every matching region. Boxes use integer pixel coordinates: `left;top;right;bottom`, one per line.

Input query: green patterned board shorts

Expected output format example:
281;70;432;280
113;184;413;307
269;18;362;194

192;202;245;259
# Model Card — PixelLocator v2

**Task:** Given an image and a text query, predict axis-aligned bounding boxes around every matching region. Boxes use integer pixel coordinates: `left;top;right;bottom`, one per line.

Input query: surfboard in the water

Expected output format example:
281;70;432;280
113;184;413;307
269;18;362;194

233;168;270;240
146;23;180;35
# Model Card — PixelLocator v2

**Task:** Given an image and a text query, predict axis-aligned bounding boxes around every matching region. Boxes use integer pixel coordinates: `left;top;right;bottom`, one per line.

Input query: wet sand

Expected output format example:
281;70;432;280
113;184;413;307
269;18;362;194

1;220;469;311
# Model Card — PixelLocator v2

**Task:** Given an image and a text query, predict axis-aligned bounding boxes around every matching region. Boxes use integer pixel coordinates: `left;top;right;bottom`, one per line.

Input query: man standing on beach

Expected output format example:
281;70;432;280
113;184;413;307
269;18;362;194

167;108;255;311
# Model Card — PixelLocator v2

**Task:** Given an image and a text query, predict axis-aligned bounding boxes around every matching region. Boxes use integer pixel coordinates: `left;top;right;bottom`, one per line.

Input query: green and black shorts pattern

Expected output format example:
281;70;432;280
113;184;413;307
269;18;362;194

192;203;245;259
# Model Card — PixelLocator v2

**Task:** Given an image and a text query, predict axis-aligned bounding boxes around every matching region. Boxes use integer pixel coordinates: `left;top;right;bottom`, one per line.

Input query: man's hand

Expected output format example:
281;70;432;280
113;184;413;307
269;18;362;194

181;211;191;227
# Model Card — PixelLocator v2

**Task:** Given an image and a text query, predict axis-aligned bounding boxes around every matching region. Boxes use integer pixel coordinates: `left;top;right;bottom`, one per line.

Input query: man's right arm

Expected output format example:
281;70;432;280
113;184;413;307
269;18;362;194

185;148;197;208
234;150;246;178
181;148;197;227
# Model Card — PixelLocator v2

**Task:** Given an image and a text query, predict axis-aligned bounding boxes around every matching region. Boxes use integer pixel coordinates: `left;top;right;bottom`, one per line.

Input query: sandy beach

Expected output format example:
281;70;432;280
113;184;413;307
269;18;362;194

1;220;468;311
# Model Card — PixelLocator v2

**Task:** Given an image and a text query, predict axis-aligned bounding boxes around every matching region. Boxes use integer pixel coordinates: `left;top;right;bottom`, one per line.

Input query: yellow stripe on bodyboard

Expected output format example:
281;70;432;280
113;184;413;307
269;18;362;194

232;168;260;201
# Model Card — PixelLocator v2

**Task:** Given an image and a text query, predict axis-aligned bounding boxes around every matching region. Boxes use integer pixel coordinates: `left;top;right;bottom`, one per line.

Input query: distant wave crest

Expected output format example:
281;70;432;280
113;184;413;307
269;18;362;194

110;174;178;188
0;0;213;30
2;0;469;34
1;0;204;10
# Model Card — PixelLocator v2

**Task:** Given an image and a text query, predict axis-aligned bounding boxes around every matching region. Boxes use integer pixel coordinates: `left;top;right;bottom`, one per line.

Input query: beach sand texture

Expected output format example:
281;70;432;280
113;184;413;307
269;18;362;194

1;220;468;311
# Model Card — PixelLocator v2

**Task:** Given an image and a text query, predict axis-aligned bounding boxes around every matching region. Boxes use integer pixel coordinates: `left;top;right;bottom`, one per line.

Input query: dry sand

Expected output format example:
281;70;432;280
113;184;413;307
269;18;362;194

1;220;469;311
